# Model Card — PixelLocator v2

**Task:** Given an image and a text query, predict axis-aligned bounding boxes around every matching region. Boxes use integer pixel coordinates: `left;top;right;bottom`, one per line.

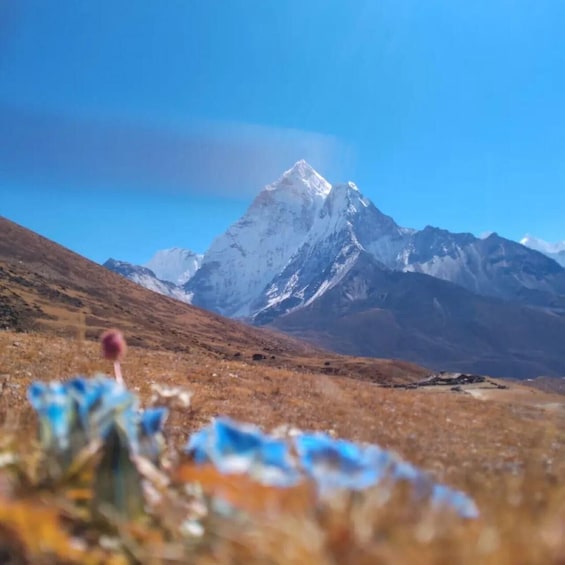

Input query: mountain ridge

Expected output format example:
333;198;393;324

103;258;194;304
521;234;565;267
103;161;565;377
0;215;424;384
185;161;332;317
269;249;565;378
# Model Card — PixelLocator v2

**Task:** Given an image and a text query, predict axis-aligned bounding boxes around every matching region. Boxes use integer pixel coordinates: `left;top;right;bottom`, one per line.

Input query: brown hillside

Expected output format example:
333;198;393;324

0;216;425;384
1;218;563;563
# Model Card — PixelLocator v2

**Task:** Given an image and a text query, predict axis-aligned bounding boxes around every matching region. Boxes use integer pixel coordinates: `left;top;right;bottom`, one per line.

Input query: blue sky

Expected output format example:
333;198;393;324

1;0;564;264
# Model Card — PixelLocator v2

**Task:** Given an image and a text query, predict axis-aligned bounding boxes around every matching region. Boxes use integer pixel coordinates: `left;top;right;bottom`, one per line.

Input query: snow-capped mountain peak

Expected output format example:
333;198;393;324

186;161;333;317
104;258;193;303
246;180;409;322
265;159;332;198
187;163;413;318
144;248;203;285
104;160;565;380
322;182;368;217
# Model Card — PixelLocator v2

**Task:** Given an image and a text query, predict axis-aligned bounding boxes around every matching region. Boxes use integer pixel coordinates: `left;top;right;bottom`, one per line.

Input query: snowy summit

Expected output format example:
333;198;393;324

265;159;332;198
186;160;333;317
144;248;203;286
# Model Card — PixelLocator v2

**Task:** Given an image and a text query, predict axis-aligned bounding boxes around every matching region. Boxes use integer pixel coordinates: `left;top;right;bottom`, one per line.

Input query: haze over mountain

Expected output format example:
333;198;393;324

107;161;565;378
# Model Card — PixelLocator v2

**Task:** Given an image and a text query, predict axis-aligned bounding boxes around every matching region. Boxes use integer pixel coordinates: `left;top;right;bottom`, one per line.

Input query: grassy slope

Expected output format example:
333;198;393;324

1;331;564;563
0;216;563;562
0;216;425;385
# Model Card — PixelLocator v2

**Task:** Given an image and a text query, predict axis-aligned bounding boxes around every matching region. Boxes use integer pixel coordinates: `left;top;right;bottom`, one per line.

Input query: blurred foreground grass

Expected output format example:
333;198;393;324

0;331;563;564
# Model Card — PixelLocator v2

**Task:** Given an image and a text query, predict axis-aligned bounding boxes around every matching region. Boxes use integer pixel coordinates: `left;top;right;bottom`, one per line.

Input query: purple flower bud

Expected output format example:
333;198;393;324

100;329;127;362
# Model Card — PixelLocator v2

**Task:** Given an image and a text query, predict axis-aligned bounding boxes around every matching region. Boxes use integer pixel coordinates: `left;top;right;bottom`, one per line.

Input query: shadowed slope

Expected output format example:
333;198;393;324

270;252;565;379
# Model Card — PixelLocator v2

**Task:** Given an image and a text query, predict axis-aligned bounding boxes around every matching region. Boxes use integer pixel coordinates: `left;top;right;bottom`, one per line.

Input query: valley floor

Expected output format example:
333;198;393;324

0;330;564;563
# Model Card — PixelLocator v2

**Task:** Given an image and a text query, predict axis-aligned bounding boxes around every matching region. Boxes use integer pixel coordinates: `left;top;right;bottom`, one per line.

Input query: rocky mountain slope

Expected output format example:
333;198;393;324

269;250;565;378
105;161;565;377
182;162;565;319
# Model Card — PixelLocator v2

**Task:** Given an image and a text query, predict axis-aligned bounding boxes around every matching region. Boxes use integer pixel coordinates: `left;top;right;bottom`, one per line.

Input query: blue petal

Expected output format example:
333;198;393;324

27;381;75;450
89;382;138;441
67;377;105;429
431;484;480;519
45;400;72;441
214;418;265;456
258;440;292;469
296;434;366;476
185;419;480;518
140;407;168;436
391;460;419;481
185;418;298;486
27;382;48;409
186;427;213;464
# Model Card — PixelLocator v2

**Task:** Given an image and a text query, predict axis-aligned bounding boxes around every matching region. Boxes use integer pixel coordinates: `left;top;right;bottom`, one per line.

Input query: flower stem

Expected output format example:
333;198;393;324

114;361;124;386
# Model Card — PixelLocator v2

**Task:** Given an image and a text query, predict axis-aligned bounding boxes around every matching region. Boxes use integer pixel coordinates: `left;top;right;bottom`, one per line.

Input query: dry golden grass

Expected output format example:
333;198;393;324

0;330;564;563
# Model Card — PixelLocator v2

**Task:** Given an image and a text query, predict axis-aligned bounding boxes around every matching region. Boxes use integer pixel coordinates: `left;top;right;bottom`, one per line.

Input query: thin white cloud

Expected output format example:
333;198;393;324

0;106;354;196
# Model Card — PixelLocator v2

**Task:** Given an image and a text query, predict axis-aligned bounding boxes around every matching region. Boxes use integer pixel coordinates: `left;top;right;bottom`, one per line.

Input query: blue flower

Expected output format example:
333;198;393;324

27;381;76;451
186;418;480;518
139;407;169;461
186;417;300;487
27;375;170;519
27;375;166;461
140;407;169;437
295;434;392;493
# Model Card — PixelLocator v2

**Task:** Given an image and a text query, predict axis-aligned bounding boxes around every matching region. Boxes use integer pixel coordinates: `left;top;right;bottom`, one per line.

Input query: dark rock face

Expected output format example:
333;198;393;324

269;252;565;379
252;353;267;361
399;231;565;313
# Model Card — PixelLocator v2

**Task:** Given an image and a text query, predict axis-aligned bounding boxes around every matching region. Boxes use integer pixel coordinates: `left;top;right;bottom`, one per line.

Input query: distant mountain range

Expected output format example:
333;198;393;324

105;161;565;378
102;259;194;304
103;249;202;304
